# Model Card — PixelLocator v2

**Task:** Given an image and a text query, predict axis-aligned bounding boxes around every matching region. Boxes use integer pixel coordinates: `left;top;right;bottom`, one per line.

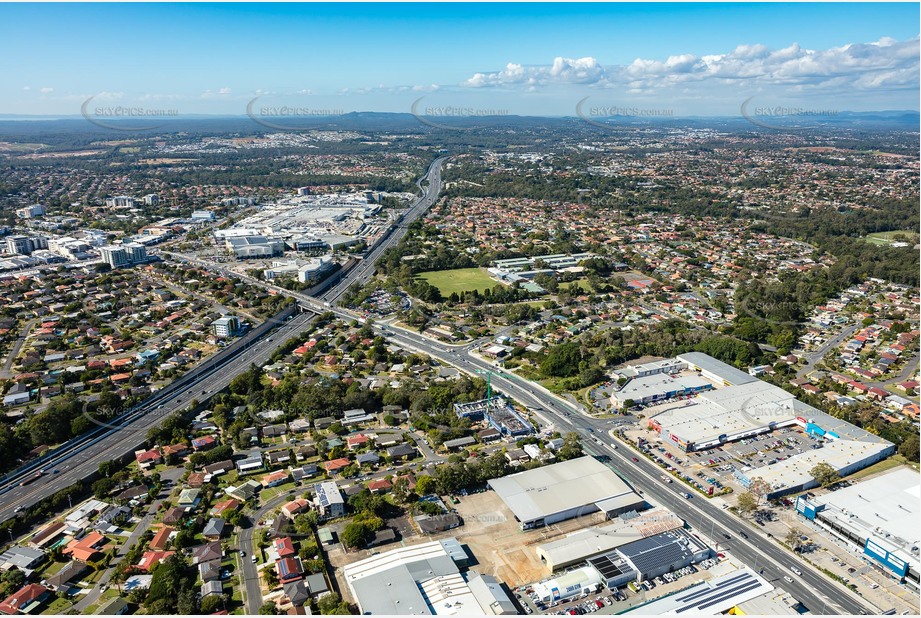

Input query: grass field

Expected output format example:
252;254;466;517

417;268;498;295
864;230;918;246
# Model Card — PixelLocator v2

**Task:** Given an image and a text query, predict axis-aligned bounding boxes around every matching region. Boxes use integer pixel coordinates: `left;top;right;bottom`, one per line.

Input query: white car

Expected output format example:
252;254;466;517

790;566;802;576
783;576;794;583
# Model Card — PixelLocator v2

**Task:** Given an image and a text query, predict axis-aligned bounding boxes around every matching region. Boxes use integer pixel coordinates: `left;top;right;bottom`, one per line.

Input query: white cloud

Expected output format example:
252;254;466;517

40;87;53;94
464;57;606;88
461;36;919;96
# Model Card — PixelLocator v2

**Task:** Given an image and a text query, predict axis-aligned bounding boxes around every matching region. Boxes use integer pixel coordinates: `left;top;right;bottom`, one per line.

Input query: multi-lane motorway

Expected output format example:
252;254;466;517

0;311;316;524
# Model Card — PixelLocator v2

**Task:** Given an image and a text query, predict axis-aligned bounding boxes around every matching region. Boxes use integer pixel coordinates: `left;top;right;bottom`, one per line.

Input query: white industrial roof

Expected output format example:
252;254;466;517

739;438;892;492
613;372;712;403
487;456;640;524
624;567;772;615
651;380;798;445
536;508;684;568
811;467;919;573
677;352;759;386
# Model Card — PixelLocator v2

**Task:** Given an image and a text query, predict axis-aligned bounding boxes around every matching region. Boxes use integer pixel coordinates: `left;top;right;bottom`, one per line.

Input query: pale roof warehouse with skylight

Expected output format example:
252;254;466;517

487;456;645;529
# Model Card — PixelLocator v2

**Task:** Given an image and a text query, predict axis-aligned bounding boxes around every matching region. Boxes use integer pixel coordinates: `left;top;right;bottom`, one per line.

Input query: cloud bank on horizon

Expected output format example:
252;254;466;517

10;35;920;117
458;36;920;107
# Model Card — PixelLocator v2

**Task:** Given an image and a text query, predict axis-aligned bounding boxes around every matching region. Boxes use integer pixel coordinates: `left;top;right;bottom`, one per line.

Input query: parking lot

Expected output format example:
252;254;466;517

624;422;830;497
512;556;725;615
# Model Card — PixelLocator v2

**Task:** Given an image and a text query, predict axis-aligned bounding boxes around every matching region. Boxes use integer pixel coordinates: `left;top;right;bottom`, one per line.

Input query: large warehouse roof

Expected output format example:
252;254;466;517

651;380;797;445
536;508;684;570
739;438;893;494
624;567;773;615
676;353;758;386
343;539;513;615
810;467;919;573
613;373;712;404
487;456;640;524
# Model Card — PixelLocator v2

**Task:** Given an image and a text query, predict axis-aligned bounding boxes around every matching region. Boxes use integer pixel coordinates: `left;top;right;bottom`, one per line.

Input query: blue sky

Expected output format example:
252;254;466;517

2;3;918;117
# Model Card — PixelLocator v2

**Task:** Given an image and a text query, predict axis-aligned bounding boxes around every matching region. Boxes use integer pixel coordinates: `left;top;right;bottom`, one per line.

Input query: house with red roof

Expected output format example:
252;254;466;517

261;470;289;488
346;434;369;450
62;531;108;563
273;537;296;558
192;435;217;451
137;550;175;572
367;478;392;494
281;498;311;519
0;584;50;615
135;448;162;470
210;499;241;517
149;526;174;551
275;557;304;584
324;458;351;474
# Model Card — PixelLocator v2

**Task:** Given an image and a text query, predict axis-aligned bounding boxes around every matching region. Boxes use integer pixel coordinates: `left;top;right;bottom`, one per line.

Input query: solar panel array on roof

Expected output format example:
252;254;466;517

618;529;706;578
588;553;634;581
673;572;762;613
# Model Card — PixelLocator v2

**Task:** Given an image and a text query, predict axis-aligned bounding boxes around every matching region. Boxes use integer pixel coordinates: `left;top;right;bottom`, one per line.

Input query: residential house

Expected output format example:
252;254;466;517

201;580;223;598
262;470;290;488
273;537;297;559
62;531;108;563
135;448;162;470
198;560;221;582
324;458;351;475
280;499;311;519
44;561;88;593
210;499;241;518
189;541;223;566
136;550;175;572
149;526;174;551
202;518;227;540
275;557;304;584
93;597;128;615
0;584;50;615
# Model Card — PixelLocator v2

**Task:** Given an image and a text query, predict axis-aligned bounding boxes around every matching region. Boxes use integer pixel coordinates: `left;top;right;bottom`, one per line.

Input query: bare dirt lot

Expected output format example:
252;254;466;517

328;489;611;600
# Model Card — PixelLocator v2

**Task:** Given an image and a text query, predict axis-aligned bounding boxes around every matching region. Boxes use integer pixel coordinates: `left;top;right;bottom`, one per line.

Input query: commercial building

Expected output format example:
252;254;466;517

735;436;894;500
676;352;759;387
487;456;645;530
531;566;604;604
342;539;516;615
623;567;773;615
211;315;241;338
454;396;533;437
611;372;712;408
536;508;684;571
6;235;46;256
226;235;285;259
649;380;800;450
795;467;919;585
16;204;45;219
607;528;710;583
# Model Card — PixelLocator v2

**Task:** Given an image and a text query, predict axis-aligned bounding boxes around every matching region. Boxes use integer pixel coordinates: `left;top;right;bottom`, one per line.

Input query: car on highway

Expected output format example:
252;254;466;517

251;555;258;563
240;551;245;557
790;566;802;576
783;576;794;583
739;531;749;539
631;457;639;462
682;492;692;499
13;506;22;513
